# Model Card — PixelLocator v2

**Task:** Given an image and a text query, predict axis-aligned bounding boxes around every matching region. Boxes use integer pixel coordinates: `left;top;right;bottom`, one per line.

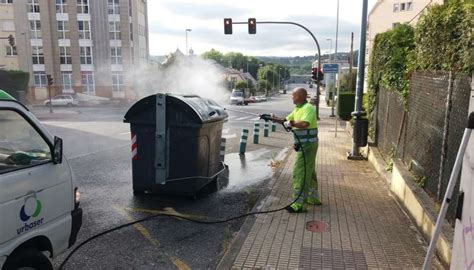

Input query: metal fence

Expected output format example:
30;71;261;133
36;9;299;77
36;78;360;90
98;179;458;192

374;71;471;222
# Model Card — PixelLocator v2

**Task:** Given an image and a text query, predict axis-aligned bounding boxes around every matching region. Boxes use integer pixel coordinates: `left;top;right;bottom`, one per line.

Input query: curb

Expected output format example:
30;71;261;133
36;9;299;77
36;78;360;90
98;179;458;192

359;133;453;267
216;147;292;270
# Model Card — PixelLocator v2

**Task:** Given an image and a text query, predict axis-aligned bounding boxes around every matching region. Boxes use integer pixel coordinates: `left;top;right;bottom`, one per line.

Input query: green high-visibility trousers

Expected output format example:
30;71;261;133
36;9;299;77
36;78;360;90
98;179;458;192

291;142;319;210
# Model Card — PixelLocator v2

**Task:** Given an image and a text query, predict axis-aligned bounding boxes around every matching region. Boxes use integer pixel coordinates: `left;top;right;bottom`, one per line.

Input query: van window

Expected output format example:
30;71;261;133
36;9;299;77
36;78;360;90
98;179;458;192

0;110;52;173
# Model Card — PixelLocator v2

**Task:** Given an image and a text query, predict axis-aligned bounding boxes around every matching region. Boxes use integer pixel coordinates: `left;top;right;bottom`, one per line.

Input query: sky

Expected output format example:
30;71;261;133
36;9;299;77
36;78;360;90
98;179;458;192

148;0;378;57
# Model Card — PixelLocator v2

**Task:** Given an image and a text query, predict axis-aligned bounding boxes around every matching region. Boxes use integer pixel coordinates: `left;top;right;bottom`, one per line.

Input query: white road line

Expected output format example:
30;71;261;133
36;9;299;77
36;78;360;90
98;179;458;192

251;117;260;121
119;131;131;136
222;133;237;139
235;116;250;121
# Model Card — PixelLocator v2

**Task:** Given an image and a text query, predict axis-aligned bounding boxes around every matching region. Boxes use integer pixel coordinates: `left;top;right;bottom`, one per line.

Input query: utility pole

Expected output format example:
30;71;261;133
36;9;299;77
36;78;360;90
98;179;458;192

185;29;192;55
348;0;369;160
349;32;354;92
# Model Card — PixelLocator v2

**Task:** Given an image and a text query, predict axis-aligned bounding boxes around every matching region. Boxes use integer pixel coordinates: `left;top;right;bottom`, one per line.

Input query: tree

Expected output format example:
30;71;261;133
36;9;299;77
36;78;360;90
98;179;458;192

235;80;248;90
257;80;271;96
339;72;357;92
201;49;224;65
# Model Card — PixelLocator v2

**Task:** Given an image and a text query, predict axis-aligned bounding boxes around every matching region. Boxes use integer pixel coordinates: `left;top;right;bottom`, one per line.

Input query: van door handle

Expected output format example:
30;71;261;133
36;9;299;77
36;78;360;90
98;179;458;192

15;191;37;201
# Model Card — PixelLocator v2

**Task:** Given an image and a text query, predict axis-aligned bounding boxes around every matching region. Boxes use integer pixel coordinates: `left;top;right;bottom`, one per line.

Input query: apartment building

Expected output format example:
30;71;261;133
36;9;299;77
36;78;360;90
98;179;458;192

0;0;18;70
365;0;443;90
1;0;148;100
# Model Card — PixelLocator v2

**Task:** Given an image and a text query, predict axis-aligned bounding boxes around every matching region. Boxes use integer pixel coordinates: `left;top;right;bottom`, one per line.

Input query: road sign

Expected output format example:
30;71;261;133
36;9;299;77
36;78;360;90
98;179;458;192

323;64;339;73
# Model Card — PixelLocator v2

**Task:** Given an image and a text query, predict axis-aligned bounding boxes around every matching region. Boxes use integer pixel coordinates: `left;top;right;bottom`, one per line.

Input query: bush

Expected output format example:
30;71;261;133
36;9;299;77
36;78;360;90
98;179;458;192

337;92;356;121
0;70;30;98
235;81;248;90
414;0;473;73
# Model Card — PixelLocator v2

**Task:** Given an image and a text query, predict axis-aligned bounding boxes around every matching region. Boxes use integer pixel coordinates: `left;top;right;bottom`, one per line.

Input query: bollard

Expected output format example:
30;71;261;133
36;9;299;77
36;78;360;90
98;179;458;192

220;137;226;162
253;123;260;144
271;122;276;132
264;121;269;137
239;129;249;155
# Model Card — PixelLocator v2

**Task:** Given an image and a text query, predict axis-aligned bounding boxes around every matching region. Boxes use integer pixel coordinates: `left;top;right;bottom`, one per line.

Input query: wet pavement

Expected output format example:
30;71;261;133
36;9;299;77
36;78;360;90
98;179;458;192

31;93;299;269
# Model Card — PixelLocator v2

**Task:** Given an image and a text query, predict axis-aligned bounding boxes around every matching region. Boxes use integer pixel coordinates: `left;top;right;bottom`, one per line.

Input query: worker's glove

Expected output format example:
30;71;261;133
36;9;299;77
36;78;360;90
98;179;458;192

259;114;271;121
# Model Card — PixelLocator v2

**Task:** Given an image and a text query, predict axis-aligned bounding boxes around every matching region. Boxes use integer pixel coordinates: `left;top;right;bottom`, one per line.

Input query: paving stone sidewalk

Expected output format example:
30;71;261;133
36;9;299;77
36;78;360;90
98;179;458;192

226;116;443;269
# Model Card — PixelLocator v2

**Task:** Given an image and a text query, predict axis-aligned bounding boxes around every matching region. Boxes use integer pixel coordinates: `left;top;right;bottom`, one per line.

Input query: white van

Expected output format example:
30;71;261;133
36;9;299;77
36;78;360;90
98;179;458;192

0;91;82;270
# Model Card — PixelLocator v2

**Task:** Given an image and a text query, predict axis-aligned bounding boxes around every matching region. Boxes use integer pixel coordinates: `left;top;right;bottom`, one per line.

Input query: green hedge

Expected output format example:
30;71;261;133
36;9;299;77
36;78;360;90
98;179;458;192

0;70;30;98
337;92;355;121
414;0;473;73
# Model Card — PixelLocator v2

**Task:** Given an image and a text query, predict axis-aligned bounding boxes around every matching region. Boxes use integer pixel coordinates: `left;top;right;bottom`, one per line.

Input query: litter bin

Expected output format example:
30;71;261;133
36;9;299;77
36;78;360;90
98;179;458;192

353;118;368;147
123;93;229;196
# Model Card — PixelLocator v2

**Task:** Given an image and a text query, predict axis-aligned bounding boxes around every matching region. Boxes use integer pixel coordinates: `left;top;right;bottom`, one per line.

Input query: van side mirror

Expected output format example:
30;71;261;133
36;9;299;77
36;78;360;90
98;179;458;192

53;136;63;164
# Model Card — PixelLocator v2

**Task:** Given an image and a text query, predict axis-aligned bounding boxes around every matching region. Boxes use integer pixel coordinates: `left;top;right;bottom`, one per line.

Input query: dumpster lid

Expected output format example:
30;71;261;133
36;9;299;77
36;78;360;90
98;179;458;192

123;93;228;123
172;94;228;122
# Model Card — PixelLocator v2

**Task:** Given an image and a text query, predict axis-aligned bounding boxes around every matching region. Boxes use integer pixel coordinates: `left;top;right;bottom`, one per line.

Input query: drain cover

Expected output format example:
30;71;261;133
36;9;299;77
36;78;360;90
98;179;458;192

306;220;327;233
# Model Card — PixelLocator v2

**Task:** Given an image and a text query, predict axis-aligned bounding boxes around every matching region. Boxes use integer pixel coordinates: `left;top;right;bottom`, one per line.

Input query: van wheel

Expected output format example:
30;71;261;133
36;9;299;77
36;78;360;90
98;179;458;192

45;102;50;107
3;248;52;270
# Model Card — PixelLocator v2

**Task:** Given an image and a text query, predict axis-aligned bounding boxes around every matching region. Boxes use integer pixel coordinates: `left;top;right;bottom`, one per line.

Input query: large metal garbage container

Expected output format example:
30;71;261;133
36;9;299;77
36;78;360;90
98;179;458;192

123;93;228;196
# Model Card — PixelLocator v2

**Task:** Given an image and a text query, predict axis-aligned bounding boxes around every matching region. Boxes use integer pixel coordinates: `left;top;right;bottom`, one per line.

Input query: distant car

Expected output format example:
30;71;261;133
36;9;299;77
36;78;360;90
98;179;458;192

44;95;78;107
256;95;267;102
246;96;257;103
230;90;247;105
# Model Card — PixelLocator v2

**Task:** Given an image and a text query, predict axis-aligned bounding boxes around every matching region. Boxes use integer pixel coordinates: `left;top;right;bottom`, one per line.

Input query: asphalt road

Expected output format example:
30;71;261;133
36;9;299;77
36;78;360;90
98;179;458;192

29;89;311;269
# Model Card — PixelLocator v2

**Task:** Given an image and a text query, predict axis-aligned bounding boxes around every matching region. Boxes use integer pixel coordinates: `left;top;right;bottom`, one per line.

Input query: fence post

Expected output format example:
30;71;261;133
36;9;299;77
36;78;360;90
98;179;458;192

264;121;269;137
272;122;276;132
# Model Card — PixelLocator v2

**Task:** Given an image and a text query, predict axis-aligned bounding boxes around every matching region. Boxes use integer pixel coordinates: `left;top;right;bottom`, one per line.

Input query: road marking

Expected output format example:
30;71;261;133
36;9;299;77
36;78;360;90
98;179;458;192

222;133;237;139
115;207;192;270
222;128;229;134
235;116;250;121
115;207;160;245
251;117;260;121
170;257;192;270
69;144;129;160
119;131;131;136
125;207;205;220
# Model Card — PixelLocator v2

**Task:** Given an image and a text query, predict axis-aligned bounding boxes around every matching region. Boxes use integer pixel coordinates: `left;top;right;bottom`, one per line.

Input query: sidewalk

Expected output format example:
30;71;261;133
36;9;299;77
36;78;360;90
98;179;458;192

220;115;443;269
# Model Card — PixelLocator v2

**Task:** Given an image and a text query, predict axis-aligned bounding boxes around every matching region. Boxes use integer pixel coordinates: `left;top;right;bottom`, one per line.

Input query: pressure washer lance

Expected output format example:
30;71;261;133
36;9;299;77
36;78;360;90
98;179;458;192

59;112;308;270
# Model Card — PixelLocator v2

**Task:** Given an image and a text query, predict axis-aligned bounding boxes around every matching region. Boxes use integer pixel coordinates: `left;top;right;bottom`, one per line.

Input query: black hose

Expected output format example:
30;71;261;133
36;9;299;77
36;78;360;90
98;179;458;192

59;122;308;269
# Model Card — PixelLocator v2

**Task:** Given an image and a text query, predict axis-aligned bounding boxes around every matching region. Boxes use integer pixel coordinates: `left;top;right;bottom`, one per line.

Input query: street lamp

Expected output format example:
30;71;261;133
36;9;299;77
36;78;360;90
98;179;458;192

327;38;336;117
326;38;333;63
185;29;192;55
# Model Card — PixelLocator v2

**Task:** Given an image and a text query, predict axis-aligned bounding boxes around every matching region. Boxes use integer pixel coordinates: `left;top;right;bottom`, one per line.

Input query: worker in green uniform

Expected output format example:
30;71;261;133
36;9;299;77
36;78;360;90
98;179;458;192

268;87;321;213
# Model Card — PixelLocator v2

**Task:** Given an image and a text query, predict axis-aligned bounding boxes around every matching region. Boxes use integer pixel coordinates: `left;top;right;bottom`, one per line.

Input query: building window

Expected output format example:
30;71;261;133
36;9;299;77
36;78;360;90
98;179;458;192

78;20;91;39
29;20;42;39
407;2;413;11
80;46;93;64
32;46;44;64
27;0;40;13
0;0;13;3
56;0;68;13
128;0;132;16
81;72;94;93
110;46;122;64
400;2;406;11
57;21;69;39
392;22;400;28
77;0;89;14
62;72;72;91
112;72;124;92
6;45;17;56
393;3;399;12
59;46;71;64
130;23;133;41
109;21;121;40
108;0;120;14
34;72;47;87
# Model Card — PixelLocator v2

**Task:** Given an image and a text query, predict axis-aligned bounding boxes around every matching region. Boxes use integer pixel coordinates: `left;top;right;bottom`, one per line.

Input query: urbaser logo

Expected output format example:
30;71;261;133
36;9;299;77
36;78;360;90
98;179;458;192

17;197;44;235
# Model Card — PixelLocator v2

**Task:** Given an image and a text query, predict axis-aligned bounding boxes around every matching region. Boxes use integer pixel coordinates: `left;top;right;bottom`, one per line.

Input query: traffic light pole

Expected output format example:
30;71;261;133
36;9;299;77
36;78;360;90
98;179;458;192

231;21;322;119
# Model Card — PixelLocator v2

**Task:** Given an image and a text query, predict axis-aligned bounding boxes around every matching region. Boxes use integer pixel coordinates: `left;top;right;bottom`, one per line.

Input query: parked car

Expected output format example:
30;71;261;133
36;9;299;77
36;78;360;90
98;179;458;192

44;95;79;107
230;90;247;105
255;95;267;102
246;96;257;103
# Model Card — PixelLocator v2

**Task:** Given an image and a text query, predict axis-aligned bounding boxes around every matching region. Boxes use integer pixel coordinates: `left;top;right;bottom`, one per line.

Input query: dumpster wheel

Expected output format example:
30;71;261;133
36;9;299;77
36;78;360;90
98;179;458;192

59;118;308;270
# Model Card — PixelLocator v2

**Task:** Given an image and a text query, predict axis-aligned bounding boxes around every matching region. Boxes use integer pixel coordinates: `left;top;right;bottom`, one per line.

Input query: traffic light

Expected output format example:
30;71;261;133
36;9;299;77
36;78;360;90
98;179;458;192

46;75;53;86
248;18;256;34
7;35;14;47
224;18;232;35
312;68;324;82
